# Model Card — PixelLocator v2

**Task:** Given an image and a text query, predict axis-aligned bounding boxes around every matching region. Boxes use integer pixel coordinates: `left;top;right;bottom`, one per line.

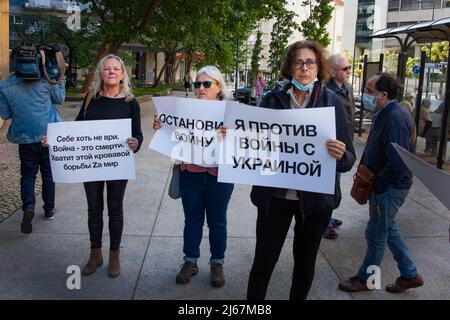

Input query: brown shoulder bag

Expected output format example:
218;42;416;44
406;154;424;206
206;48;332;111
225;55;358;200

350;164;375;205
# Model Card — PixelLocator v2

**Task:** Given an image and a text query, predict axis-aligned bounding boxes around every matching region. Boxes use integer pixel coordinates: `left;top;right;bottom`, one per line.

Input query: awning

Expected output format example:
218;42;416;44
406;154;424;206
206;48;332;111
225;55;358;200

370;17;450;44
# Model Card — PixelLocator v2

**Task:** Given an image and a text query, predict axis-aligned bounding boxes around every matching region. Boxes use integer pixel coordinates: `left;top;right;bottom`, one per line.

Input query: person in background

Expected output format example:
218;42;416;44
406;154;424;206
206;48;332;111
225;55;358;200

253;72;267;106
323;53;356;240
184;72;191;97
400;92;414;114
153;66;234;288
416;99;433;152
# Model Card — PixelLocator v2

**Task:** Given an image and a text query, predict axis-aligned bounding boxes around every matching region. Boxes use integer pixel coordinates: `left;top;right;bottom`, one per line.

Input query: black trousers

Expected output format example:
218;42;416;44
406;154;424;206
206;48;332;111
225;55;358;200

247;196;331;300
83;180;128;251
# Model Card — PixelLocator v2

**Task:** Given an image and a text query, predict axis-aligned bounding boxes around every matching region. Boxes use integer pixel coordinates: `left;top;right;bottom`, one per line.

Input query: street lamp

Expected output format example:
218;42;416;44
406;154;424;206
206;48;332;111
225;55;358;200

234;11;243;101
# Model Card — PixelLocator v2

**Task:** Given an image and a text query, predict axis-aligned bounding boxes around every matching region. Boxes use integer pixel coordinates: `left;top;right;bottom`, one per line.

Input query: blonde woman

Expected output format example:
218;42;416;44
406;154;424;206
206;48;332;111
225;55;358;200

75;54;143;278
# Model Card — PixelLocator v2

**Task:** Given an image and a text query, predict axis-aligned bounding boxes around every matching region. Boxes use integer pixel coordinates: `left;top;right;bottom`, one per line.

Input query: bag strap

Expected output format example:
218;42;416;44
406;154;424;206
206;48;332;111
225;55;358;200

82;93;94;119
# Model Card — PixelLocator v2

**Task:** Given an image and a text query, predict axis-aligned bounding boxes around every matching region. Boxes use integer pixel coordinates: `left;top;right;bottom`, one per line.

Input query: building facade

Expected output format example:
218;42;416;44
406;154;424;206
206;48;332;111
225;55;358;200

343;0;450;59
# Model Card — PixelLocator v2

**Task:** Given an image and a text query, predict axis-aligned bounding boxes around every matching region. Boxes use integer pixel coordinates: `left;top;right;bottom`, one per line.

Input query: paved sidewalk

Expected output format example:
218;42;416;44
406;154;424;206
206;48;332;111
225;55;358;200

0;92;449;300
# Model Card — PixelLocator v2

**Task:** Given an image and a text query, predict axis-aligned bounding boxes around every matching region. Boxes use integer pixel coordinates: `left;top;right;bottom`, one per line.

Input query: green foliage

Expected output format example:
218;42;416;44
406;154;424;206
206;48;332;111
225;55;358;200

405;56;421;79
382;52;398;74
421;41;449;63
249;31;263;83
298;0;334;47
10;14;101;70
145;0;284;77
269;7;298;80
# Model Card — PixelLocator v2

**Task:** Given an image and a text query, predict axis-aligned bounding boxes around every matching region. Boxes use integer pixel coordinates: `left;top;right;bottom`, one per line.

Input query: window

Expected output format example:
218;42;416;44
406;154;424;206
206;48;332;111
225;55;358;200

388;0;400;11
420;0;442;9
12;15;22;24
401;0;420;10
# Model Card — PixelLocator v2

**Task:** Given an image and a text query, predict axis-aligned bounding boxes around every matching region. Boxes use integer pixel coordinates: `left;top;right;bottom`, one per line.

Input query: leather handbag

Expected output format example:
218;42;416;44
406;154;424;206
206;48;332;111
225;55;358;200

350;164;375;205
168;164;181;199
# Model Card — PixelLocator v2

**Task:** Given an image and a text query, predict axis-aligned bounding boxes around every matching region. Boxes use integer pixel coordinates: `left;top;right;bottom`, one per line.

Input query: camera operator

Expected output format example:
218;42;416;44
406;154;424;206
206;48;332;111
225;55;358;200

0;44;66;234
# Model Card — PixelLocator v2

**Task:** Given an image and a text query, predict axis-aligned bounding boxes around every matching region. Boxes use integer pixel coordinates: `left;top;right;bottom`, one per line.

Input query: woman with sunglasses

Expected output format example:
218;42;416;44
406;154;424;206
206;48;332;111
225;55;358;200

153;66;234;288
246;41;356;300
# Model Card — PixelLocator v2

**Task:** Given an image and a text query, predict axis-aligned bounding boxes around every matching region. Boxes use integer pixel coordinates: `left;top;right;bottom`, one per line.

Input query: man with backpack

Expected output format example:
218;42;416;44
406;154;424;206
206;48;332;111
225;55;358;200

0;44;66;234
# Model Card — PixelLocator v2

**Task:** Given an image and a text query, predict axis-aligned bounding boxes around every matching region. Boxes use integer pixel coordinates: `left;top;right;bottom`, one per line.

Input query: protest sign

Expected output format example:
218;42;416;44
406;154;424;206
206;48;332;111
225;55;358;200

149;96;226;167
218;103;336;194
47;119;135;183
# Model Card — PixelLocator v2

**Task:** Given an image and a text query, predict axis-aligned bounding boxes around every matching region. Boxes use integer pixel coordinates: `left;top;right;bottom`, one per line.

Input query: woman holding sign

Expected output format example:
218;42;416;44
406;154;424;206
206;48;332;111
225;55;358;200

153;66;234;288
76;55;143;278
246;41;356;300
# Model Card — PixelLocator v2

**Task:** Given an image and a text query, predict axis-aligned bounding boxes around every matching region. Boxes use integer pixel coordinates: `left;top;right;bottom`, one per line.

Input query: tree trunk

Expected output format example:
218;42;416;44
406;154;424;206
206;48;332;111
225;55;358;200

80;39;123;93
164;51;177;84
153;62;168;88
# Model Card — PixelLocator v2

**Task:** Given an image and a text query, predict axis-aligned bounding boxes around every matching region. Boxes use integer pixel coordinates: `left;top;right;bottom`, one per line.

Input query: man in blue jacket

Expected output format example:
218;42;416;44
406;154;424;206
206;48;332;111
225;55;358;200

0;74;65;234
339;73;424;293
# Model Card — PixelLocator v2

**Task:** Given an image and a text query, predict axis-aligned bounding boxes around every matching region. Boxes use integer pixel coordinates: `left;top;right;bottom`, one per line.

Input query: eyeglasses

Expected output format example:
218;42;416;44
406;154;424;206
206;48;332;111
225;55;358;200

193;80;217;89
293;59;317;70
336;66;351;71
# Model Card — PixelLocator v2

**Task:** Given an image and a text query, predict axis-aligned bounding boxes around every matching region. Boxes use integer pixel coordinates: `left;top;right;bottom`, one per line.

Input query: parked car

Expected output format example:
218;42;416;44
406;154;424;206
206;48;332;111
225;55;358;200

235;86;253;104
249;82;278;105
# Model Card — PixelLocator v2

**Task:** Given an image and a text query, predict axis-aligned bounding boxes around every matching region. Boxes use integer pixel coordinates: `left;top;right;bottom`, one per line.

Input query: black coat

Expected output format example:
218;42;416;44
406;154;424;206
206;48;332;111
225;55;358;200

250;81;356;216
324;79;356;139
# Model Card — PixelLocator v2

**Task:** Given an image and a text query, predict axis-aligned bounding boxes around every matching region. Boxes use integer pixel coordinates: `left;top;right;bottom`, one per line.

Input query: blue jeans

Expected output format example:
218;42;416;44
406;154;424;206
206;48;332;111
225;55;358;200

357;188;418;281
19;143;55;214
180;171;234;265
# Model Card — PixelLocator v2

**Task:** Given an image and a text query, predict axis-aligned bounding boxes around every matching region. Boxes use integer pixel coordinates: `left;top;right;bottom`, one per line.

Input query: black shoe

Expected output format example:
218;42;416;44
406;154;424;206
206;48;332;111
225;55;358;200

323;227;338;240
331;218;343;228
176;262;198;284
21;209;34;234
44;208;56;220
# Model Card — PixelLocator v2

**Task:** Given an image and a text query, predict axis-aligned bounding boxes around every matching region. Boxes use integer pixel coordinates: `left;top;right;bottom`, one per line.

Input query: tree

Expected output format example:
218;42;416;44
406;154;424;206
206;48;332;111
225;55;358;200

249;31;263;83
79;0;161;92
298;0;334;47
10;15;101;87
421;41;449;64
268;8;298;81
145;0;284;86
421;41;449;95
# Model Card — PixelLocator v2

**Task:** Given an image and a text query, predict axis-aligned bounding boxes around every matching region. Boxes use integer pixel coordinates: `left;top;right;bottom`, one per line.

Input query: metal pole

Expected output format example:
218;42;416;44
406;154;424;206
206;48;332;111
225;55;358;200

235;34;239;101
436;49;450;169
414;50;427;135
358;54;368;137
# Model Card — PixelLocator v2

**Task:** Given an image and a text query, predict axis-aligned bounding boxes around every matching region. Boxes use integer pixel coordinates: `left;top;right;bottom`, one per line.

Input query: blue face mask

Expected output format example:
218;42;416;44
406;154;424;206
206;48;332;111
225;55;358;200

291;77;318;91
362;93;377;111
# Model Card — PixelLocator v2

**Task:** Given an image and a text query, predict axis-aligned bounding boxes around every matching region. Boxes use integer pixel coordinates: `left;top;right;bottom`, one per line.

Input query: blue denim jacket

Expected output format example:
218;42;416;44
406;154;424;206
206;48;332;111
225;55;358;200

0;75;65;144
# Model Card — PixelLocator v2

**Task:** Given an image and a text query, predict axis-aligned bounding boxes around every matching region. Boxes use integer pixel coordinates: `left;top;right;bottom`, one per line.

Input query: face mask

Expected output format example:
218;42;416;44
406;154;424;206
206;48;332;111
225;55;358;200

291;77;318;91
362;93;377;111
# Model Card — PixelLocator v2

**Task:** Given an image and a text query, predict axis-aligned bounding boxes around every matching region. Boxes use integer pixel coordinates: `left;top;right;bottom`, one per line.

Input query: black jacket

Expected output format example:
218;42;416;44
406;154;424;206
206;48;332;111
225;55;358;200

324;79;356;139
250;81;356;216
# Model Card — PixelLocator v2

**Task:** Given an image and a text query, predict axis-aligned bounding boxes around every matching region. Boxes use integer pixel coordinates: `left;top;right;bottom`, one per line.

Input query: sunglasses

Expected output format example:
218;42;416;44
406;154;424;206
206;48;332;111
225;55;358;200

293;59;317;70
193;80;218;89
336;66;351;71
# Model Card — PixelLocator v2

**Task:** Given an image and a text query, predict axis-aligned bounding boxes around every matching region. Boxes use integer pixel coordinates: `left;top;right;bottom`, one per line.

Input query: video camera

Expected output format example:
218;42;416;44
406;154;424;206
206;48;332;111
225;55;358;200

12;43;66;83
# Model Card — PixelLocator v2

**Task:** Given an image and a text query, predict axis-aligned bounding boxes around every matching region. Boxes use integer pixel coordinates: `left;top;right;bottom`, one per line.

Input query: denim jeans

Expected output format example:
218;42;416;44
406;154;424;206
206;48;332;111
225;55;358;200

18;143;54;214
357;188;418;281
180;171;234;265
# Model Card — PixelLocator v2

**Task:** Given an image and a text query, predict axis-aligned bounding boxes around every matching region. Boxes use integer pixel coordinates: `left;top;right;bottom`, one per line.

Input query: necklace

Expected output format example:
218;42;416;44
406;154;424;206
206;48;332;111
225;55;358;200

102;90;121;98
